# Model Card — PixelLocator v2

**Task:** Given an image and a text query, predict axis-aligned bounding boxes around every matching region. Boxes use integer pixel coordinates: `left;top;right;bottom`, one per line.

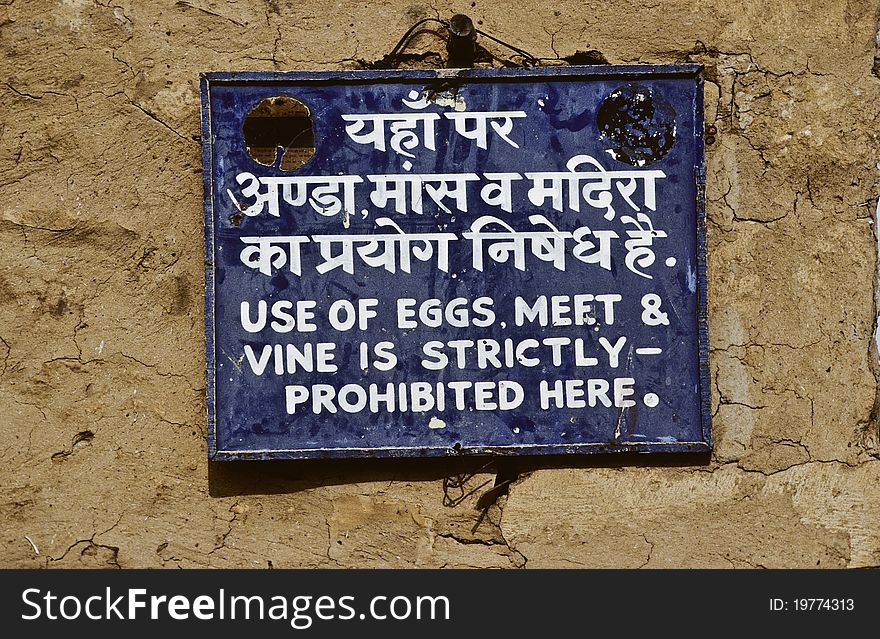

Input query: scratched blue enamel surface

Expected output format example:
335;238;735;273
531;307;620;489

201;66;711;459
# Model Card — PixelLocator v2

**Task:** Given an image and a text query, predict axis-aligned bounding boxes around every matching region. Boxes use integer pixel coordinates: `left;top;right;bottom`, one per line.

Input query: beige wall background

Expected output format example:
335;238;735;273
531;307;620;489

2;0;879;568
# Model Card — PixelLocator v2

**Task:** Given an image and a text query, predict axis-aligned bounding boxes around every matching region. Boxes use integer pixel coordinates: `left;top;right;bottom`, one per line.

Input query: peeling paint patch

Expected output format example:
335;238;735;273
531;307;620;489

428;91;467;112
597;84;676;167
428;416;446;429
687;260;697;293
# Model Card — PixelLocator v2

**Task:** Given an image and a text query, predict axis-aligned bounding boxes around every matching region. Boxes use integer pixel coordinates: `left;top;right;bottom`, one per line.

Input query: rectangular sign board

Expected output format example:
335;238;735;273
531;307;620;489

200;65;711;459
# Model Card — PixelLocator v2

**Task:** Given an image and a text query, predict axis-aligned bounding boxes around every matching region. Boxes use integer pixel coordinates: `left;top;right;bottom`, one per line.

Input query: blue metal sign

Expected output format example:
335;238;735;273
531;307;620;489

200;65;710;460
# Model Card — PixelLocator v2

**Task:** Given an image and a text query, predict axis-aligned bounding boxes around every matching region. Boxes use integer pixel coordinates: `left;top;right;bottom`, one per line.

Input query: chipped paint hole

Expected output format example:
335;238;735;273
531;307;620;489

597;84;676;167
243;96;315;172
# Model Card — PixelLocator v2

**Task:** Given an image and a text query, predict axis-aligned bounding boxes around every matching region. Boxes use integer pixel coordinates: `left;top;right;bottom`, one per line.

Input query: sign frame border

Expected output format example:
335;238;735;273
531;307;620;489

199;64;711;460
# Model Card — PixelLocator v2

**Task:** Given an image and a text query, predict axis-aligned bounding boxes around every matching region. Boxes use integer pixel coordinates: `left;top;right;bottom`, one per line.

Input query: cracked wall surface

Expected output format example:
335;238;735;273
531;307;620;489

2;0;879;569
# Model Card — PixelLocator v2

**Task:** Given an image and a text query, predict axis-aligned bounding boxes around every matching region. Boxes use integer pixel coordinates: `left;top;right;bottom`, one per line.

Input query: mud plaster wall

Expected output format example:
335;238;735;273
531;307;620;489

2;0;880;569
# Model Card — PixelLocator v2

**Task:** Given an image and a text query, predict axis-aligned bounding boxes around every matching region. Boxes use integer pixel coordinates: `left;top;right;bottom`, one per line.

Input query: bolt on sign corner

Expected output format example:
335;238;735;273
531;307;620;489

200;65;711;460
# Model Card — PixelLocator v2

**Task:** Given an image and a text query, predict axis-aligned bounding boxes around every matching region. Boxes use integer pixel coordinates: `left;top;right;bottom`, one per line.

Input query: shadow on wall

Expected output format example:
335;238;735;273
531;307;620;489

207;451;711;498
